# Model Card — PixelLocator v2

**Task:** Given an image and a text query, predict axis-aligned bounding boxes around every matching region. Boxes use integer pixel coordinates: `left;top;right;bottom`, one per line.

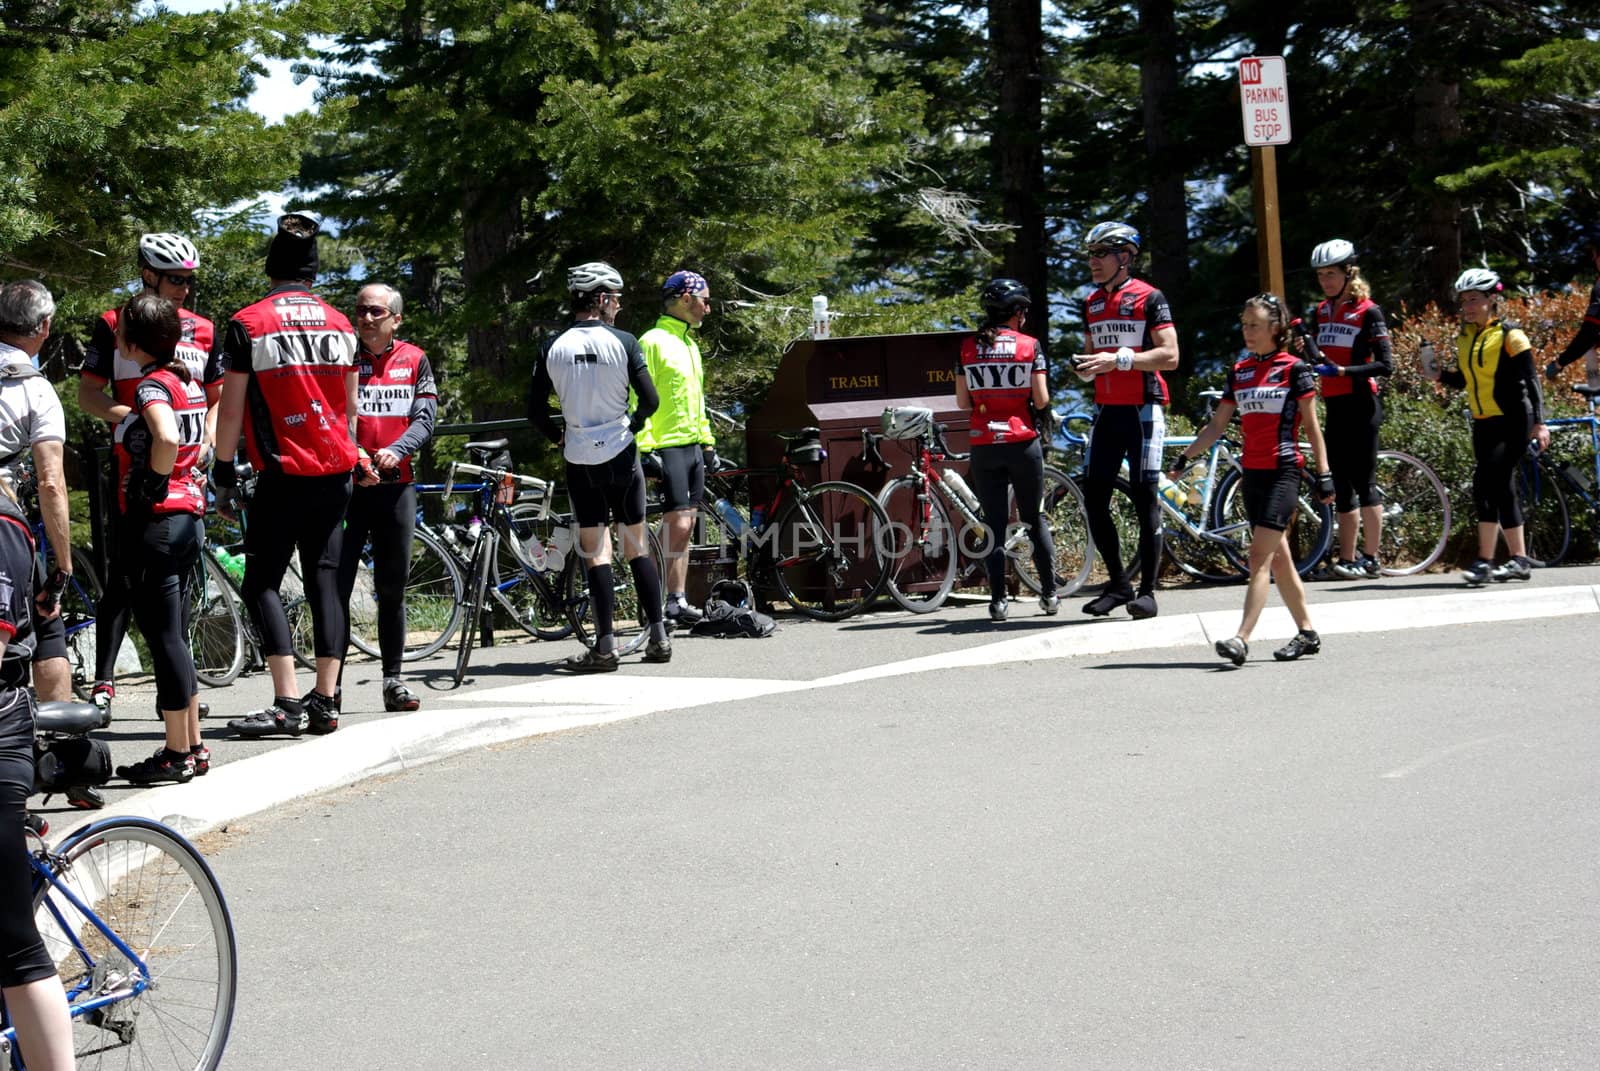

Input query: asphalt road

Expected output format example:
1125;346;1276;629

196;601;1599;1069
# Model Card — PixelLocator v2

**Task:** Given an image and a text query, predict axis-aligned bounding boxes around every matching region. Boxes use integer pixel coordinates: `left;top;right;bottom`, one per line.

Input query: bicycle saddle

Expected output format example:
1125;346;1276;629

465;438;511;453
1572;384;1600;398
36;700;105;735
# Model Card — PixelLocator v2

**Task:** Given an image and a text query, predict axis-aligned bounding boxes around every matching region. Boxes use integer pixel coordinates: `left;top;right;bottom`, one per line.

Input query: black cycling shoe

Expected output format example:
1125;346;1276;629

664;601;704;627
118;747;195;785
228;701;307;738
565;648;619;674
642;637;673;664
383;681;421;712
1215;637;1248;666
1273;630;1322;661
190;745;211;776
1082;588;1134;617
1127;593;1159;619
302;691;340;735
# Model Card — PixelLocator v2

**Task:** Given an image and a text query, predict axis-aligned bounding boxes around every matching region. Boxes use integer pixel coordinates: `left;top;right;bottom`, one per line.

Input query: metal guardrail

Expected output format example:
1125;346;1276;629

433;418;533;437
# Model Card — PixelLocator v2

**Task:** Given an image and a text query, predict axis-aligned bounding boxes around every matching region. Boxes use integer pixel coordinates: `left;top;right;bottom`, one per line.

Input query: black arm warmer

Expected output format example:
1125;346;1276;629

1439;367;1466;391
385;395;437;459
1513;347;1544;424
526;349;563;445
1345;306;1394;379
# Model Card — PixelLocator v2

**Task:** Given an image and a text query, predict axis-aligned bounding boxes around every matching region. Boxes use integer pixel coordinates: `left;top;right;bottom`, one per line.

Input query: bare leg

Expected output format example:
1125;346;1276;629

32;657;69;703
1234;526;1287;643
4;976;75;1071
1360;502;1383;558
266;653;298;700
661;508;694;593
315;655;340;697
1271;537;1315;632
1336;509;1359;560
1476;521;1501;560
1503;523;1527;558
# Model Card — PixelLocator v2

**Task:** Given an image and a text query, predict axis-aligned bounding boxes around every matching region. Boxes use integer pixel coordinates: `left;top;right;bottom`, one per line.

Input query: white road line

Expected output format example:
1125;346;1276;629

1381;734;1511;780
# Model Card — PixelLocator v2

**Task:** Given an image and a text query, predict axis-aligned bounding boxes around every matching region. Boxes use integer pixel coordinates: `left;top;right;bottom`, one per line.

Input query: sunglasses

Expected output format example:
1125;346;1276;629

355;305;394;319
1086;248;1119;259
159;272;195;288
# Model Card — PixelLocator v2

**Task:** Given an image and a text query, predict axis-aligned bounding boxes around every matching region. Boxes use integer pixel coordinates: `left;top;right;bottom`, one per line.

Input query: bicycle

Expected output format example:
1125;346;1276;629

1362;450;1453;575
6;806;236;1069
12;464;102;701
1054;393;1334;583
442;440;666;685
864;410;1092;613
649;427;891;621
1515;383;1600;566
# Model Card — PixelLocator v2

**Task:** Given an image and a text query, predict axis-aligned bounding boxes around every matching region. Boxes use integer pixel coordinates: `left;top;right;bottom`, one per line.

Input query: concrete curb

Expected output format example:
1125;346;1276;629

59;581;1600;843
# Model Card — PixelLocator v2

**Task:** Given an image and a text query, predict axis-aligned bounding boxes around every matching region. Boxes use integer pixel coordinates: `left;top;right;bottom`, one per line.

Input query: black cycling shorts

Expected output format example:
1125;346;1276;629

568;444;647;528
655;444;705;511
31;609;65;663
1242;466;1302;532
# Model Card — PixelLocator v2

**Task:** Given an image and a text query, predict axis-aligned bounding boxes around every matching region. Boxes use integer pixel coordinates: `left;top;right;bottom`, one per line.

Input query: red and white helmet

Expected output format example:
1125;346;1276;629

139;233;199;271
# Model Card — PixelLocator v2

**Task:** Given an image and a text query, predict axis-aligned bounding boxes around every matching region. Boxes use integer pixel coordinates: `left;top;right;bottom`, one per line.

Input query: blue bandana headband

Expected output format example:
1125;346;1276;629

662;270;708;298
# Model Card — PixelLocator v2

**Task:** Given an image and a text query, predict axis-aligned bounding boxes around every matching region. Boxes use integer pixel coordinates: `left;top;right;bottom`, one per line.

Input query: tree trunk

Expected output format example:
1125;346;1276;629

1411;0;1462;305
1140;0;1191;338
460;184;527;421
989;0;1048;351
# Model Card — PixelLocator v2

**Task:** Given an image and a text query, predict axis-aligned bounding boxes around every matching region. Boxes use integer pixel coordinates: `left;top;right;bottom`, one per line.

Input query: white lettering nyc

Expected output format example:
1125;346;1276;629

358;383;415;417
252;332;356;371
963;362;1031;390
1318;322;1360;349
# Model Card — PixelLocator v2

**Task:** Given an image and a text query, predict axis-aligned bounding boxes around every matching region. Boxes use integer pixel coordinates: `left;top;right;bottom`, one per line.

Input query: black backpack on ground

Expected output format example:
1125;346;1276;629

690;579;777;639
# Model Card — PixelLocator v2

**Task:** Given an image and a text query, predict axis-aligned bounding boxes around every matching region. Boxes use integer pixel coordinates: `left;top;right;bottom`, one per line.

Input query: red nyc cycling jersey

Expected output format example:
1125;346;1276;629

117;368;209;515
958;328;1046;446
1224;350;1318;470
1084;277;1173;406
356;341;437;483
226;287;358;477
83;306;222;407
1313;297;1385;398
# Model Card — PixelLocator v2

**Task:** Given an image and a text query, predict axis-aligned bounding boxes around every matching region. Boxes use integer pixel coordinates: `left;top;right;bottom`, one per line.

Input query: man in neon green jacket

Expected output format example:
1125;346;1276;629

638;270;716;625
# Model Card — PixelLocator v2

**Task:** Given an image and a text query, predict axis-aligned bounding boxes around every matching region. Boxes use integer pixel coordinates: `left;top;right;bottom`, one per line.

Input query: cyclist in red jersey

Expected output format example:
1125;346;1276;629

1174;294;1335;665
107;294;212;783
337;283;437;711
954;278;1058;621
1299;239;1393;579
1544;226;1600;381
215;213;359;738
77;233;222;717
1069;222;1181;620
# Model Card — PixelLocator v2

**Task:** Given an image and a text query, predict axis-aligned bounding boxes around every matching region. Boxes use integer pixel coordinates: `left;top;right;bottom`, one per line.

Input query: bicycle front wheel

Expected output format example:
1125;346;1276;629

36;816;237;1071
1374;450;1452;575
191;552;246;688
1518;459;1571;567
875;476;958;613
1011;466;1094;597
349;527;464;662
454;534;495;687
562;523;666;655
1214;467;1334;577
770;481;890;620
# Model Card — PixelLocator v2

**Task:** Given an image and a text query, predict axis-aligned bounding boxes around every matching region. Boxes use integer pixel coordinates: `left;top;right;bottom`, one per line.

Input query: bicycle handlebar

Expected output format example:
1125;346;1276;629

444;462;549;499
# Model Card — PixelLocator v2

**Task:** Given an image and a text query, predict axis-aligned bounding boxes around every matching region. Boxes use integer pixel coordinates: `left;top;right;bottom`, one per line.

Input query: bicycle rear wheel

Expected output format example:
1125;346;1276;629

875;476;958;613
562;524;666;655
348;526;464;662
488;507;577;642
1214;467;1335;576
1011;466;1094;597
190;552;246;688
1374;450;1452;575
1517;459;1571;567
770;481;890;620
36;816;237;1071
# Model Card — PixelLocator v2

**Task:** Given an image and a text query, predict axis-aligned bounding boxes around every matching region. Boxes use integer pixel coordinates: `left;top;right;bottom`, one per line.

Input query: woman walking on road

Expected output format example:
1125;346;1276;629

954;278;1058;622
1175;294;1334;665
1424;269;1549;584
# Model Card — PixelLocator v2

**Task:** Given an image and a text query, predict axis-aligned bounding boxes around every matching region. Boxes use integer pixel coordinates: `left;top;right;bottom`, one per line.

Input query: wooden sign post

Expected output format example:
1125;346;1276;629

1240;56;1291;298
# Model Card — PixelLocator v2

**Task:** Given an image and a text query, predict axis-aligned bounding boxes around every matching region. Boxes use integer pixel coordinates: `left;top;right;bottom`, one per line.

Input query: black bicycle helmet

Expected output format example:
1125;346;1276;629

980;278;1031;314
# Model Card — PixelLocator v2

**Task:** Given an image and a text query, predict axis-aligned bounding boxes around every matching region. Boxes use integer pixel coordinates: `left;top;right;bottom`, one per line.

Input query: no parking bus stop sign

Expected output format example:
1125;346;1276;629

1239;56;1291;147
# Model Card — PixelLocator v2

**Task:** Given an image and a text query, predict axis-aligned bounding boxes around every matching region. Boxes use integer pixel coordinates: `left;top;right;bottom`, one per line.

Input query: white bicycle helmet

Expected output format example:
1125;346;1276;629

880;405;934;441
1084;221;1140;253
567;261;624;293
1310;239;1356;269
1453;267;1502;295
138;233;199;271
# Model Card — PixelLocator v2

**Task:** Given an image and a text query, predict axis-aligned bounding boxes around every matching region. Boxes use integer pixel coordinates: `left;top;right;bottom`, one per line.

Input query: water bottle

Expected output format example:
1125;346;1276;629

466;516;483;544
549;525;573;571
811;295;830;340
749;505;766;532
1418;341;1438;379
1157;473;1186;510
519;528;547;570
713;498;748;537
939;468;980;512
212;546;246;584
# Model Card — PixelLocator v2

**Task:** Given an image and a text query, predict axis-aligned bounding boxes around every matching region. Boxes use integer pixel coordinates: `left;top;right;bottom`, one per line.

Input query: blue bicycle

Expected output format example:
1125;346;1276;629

13;465;101;701
1517;383;1600;566
5;808;236;1069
